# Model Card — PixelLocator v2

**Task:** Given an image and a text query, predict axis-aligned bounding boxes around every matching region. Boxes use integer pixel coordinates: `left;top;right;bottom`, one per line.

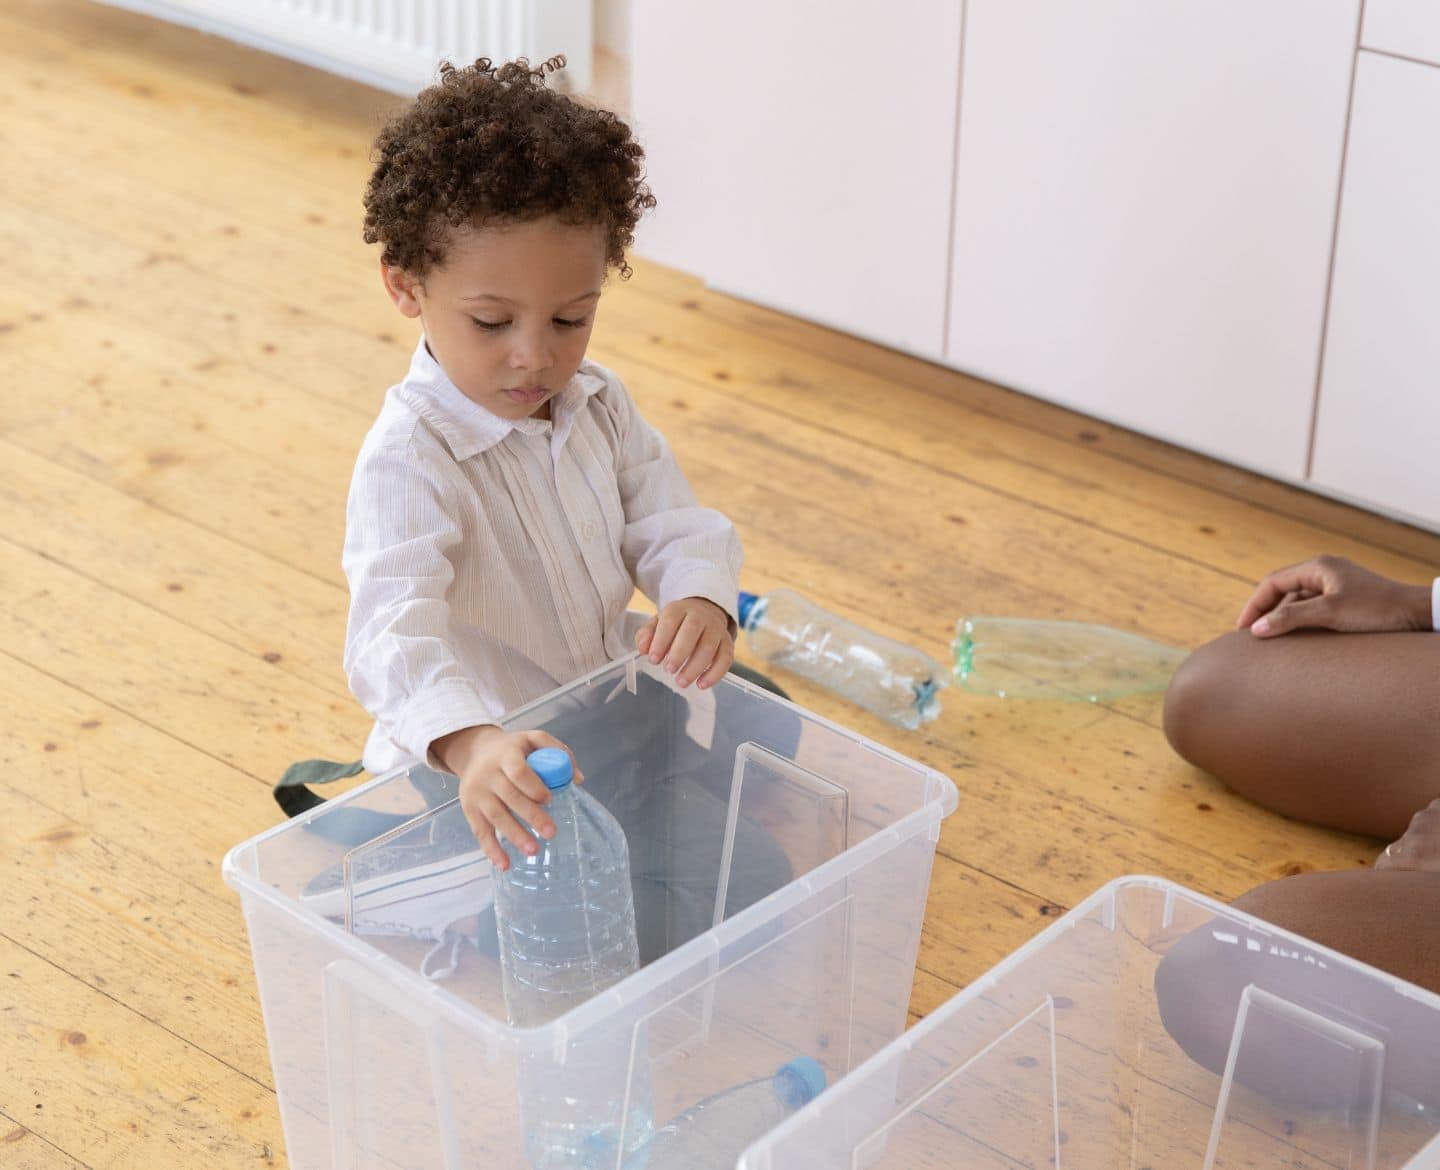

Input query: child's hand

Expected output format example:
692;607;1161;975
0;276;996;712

1236;556;1433;638
430;725;584;871
636;597;735;689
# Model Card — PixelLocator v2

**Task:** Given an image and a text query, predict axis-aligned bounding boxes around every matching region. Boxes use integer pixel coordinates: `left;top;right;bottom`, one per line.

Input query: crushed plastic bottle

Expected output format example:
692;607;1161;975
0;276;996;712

633;1056;827;1170
952;617;1186;701
495;748;652;1168
738;589;946;729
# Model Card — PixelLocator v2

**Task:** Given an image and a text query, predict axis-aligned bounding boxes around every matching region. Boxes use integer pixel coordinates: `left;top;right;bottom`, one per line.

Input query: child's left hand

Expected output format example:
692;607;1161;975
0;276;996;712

637;597;734;689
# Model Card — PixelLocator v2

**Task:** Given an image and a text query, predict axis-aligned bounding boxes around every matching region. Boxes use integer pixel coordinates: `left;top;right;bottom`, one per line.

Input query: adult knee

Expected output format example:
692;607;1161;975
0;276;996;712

1162;632;1246;769
1156;872;1440;1109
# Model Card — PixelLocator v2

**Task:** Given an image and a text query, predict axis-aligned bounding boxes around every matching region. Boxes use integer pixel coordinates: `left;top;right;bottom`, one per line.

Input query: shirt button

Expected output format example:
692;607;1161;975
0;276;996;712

581;521;597;541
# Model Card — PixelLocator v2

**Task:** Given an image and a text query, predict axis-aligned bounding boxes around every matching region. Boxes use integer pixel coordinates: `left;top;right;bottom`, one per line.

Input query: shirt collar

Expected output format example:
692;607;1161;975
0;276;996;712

395;338;606;462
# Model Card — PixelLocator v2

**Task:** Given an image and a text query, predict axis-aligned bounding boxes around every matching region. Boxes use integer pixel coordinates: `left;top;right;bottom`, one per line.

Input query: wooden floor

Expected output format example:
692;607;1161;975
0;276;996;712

3;2;1439;1166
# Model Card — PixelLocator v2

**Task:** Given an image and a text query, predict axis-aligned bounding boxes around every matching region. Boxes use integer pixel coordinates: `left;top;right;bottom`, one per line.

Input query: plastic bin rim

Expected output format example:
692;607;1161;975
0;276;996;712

223;798;948;1047
222;653;959;1045
503;652;960;816
735;873;1440;1169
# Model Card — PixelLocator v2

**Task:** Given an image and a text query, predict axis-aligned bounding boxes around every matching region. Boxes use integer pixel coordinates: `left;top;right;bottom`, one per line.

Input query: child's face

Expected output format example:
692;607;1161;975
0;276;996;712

383;217;608;421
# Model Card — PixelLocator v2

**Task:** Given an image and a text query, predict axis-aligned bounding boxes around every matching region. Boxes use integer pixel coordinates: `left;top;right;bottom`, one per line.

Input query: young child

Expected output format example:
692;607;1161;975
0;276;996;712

345;56;743;874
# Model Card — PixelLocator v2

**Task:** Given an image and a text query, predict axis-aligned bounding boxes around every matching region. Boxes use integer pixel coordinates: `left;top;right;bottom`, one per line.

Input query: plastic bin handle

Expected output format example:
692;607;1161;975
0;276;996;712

322;958;463;1170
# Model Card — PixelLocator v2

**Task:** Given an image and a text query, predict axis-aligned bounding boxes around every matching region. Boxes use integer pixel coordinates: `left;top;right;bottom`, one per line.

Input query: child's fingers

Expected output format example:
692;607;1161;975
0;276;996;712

460;805;510;870
697;641;735;690
498;778;556;841
675;627;722;687
646;606;685;664
635;615;658;654
481;794;539;859
663;616;705;678
504;758;554;809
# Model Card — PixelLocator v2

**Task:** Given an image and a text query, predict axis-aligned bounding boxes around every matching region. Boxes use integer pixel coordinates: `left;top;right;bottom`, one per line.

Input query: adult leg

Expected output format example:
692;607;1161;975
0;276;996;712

1161;630;1440;1101
1164;629;1440;839
1155;869;1440;1108
1231;868;1440;993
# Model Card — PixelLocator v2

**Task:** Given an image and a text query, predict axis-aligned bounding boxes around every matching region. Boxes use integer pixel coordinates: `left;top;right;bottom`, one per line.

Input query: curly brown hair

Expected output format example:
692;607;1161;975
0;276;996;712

362;56;655;279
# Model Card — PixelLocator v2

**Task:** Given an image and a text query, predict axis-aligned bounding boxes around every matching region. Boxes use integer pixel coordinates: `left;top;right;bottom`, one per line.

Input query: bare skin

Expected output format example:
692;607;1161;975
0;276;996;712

1167;555;1438;839
1165;626;1440;840
1159;557;1440;1102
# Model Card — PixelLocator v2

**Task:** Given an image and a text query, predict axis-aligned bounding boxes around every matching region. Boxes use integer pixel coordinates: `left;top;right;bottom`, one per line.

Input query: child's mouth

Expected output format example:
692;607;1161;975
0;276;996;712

505;386;549;404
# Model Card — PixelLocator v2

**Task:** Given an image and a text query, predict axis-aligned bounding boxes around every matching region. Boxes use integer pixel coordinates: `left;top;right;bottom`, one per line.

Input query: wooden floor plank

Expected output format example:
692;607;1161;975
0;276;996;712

0;1116;91;1170
1;4;1428;1168
0;535;371;780
2;780;273;1083
0;934;282;1170
4;47;1434;587
633;276;1440;566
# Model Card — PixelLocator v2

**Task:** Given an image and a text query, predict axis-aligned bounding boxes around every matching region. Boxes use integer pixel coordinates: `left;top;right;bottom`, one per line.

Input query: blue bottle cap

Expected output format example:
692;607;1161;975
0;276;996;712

526;748;574;791
737;590;760;629
776;1055;826;1107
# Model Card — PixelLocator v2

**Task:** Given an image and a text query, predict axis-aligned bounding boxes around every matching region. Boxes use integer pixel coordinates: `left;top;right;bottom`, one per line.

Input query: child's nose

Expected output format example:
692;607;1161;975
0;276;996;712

509;330;553;372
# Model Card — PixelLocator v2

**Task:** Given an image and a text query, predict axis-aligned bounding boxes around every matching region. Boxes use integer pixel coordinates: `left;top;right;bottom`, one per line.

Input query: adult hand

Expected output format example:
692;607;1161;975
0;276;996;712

1236;556;1432;638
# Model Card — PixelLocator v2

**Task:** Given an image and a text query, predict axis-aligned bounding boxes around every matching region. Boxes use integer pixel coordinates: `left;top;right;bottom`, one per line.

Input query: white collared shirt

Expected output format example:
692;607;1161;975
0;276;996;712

343;340;741;774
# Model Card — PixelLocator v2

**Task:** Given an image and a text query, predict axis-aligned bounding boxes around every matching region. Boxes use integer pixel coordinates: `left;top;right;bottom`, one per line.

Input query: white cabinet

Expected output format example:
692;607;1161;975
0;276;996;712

1364;0;1440;68
1310;52;1440;529
627;1;1439;527
630;0;964;356
944;1;1359;480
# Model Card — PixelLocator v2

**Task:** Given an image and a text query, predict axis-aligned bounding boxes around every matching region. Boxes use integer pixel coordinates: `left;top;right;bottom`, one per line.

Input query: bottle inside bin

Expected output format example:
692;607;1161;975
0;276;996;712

493;748;652;1168
631;1057;827;1170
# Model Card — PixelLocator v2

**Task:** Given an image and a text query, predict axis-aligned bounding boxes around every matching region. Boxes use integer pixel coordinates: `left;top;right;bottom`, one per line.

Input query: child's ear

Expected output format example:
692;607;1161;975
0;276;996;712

380;262;423;318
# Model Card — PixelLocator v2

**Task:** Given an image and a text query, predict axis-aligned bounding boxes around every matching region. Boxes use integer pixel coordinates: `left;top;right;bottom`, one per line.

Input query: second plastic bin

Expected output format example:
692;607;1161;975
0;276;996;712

223;654;958;1170
741;876;1440;1170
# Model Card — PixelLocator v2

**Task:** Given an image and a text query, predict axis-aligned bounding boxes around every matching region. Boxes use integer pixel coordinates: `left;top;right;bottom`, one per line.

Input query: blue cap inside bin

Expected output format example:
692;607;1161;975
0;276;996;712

776;1055;827;1109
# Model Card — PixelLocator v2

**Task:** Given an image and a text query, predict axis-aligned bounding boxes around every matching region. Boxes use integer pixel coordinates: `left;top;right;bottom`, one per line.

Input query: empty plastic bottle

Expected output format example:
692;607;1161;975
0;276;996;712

738;589;946;729
952;617;1186;702
633;1056;827;1170
495;748;652;1168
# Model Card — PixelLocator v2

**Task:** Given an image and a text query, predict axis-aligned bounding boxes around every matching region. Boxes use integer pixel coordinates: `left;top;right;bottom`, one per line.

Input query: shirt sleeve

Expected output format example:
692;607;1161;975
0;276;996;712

342;440;504;765
1432;578;1440;632
604;378;743;627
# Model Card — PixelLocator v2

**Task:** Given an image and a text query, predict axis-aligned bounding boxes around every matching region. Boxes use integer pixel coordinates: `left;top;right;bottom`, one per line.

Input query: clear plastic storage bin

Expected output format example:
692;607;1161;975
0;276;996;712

223;655;958;1170
740;876;1440;1170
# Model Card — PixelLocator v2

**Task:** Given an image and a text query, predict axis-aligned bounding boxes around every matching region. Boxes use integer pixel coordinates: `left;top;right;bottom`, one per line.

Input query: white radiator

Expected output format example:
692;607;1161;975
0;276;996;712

96;0;593;95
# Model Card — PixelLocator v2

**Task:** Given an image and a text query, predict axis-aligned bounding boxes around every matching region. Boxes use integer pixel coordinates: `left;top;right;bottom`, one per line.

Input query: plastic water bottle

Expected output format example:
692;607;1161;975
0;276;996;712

737;589;946;729
495;748;652;1168
952;617;1186;701
633;1057;827;1170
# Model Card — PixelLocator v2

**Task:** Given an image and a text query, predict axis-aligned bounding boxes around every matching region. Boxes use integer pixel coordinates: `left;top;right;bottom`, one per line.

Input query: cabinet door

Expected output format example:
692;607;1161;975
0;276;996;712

1310;53;1440;530
1364;0;1440;69
946;1;1358;480
631;0;963;357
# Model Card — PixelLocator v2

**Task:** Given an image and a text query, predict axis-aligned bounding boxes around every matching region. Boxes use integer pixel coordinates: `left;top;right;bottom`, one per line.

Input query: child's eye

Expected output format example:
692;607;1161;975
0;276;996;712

554;317;591;329
471;318;509;331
